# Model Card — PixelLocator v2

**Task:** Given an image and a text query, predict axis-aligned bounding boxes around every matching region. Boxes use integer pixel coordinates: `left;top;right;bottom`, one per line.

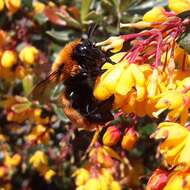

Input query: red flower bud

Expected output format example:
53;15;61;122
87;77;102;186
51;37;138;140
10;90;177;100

146;169;169;190
103;126;121;146
121;127;139;151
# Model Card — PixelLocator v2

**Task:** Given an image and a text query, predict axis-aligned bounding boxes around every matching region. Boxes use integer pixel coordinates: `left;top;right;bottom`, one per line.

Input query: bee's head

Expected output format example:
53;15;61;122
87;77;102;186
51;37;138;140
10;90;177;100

72;39;110;68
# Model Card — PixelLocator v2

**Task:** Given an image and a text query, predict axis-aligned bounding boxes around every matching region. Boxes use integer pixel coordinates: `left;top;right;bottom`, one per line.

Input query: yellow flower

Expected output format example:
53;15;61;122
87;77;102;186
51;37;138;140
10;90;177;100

33;1;45;14
151;122;190;166
151;80;190;123
110;181;121;190
147;68;166;98
19;46;39;65
153;91;184;116
168;0;190;14
26;124;52;144
0;167;6;178
5;0;21;13
143;7;168;22
96;36;125;53
33;108;49;125
29;150;48;170
0;0;4;11
85;178;102;190
74;168;90;186
89;146;114;168
164;169;190;190
6;154;21;167
94;59;147;105
44;169;56;183
1;50;17;68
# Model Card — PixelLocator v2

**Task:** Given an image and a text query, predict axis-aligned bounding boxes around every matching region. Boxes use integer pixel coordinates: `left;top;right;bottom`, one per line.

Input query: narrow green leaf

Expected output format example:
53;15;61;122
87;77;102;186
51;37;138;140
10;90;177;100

46;30;72;42
34;12;48;25
57;12;82;29
52;104;70;123
22;74;33;96
81;0;92;22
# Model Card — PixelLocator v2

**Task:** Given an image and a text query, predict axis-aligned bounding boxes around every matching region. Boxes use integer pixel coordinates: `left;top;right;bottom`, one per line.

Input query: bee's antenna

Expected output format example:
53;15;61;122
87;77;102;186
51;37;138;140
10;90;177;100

87;23;98;39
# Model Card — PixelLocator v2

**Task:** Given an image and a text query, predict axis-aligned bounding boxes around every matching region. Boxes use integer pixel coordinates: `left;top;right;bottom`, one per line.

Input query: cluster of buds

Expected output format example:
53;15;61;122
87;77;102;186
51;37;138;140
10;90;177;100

103;126;139;151
102;112;139;151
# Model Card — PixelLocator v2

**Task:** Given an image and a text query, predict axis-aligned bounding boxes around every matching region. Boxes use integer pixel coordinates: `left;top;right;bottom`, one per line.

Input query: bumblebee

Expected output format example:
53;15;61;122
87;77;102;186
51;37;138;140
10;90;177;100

33;31;114;130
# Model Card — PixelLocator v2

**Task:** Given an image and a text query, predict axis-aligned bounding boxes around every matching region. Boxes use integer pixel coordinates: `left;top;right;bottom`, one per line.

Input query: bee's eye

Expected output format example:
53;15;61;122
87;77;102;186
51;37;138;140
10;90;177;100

75;45;88;57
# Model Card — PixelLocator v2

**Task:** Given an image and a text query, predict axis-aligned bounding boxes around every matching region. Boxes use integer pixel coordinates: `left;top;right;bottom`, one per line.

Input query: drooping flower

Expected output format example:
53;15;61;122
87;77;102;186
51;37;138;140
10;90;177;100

151;122;190;166
143;7;168;23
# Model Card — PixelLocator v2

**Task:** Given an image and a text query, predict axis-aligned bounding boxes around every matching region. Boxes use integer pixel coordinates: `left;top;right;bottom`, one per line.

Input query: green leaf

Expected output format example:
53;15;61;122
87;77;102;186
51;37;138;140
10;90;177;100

34;12;48;25
22;0;33;10
52;104;70;123
22;75;33;96
57;12;82;29
86;11;101;22
178;31;190;54
80;0;92;22
46;30;72;42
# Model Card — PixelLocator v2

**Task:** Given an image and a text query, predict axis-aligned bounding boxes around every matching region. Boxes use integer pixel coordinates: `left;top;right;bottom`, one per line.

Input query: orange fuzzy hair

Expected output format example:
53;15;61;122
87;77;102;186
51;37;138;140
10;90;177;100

51;39;81;80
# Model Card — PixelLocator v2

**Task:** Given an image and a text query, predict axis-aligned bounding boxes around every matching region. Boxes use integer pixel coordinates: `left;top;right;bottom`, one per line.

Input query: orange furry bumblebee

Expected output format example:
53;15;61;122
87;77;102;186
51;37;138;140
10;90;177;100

33;38;114;130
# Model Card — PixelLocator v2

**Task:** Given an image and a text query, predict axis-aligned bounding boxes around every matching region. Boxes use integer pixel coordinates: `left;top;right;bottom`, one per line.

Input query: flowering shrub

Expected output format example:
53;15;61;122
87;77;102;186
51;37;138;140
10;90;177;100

1;0;190;190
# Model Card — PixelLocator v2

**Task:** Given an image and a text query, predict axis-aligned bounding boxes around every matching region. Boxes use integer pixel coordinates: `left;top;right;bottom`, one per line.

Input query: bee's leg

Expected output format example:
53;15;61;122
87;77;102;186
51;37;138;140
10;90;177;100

60;92;97;130
84;96;114;123
70;64;81;77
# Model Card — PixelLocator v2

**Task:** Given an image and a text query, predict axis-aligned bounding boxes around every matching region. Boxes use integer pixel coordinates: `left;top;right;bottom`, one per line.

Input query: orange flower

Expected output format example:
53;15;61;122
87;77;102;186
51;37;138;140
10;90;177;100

146;169;169;190
103;126;121;146
121;127;139;151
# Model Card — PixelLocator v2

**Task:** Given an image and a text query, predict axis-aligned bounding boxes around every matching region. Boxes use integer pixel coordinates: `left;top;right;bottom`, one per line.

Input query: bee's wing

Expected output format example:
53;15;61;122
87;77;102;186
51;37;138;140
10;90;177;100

29;70;59;103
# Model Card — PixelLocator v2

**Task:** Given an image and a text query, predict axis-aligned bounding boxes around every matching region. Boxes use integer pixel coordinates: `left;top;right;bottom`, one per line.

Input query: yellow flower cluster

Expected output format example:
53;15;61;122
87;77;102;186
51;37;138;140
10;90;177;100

0;31;39;80
152;122;190;166
0;151;21;180
74;167;121;190
26;124;53;144
94;2;190;189
29;150;56;183
94;10;190;124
